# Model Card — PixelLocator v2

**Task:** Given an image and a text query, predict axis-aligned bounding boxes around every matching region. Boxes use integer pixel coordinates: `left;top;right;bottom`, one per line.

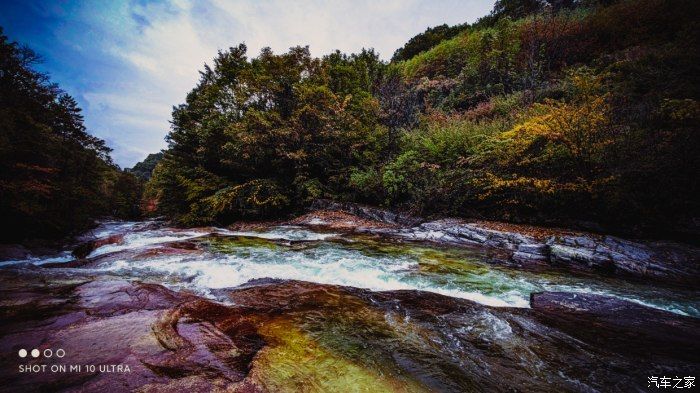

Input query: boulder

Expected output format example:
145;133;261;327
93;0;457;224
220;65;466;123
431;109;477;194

547;235;700;283
72;233;125;259
310;199;423;227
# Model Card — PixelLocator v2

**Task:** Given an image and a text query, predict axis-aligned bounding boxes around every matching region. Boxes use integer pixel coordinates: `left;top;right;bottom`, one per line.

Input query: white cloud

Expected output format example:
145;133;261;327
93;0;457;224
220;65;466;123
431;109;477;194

80;0;495;167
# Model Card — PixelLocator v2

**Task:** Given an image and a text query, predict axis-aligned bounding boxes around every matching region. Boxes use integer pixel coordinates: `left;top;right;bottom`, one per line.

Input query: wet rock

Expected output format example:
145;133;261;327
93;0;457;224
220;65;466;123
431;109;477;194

1;267;697;393
72;233;125;259
221;281;699;392
0;243;62;261
310;199;422;227
161;240;200;250
300;203;699;284
0;244;32;260
291;209;397;231
548;243;614;271
396;219;551;266
512;243;549;263
531;292;700;362
76;280;194;316
46;243;203;270
547;235;700;284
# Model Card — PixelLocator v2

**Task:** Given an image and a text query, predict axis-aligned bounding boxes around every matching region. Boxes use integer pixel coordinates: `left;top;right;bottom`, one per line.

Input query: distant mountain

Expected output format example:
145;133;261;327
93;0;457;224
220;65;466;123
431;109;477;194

128;152;163;180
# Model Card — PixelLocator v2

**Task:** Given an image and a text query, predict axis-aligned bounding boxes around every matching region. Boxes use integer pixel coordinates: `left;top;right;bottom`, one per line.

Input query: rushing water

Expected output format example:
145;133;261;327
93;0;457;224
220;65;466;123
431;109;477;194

3;220;699;317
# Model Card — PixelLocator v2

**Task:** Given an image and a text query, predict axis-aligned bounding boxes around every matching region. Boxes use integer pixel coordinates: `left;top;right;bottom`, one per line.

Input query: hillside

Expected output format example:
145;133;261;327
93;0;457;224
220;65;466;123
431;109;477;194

144;0;699;239
128;152;163;180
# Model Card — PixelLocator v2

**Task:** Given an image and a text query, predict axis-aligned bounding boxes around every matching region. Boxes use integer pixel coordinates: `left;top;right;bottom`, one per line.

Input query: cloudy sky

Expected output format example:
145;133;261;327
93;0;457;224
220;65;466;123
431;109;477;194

1;0;495;167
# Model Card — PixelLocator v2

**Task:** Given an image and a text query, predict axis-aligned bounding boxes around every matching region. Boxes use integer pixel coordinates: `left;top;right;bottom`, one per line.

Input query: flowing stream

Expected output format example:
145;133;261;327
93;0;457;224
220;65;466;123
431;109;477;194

2;220;699;317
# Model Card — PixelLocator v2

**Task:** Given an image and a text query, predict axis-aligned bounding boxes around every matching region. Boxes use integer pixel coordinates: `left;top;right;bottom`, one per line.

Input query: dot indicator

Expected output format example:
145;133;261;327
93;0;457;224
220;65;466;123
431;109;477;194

31;349;40;358
18;349;27;358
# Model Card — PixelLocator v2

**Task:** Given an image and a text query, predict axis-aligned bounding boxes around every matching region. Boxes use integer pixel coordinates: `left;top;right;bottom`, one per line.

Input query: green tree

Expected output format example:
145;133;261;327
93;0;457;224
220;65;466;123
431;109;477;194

147;45;386;224
0;29;141;240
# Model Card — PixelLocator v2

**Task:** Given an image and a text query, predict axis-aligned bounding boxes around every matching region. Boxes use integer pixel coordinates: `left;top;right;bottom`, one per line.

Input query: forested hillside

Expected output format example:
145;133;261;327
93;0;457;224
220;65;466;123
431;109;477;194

0;30;142;241
141;0;697;238
128;152;163;180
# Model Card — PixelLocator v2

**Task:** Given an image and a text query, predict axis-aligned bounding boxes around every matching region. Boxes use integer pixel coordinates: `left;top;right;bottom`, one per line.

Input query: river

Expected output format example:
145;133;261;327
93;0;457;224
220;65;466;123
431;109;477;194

1;219;698;392
2;220;698;316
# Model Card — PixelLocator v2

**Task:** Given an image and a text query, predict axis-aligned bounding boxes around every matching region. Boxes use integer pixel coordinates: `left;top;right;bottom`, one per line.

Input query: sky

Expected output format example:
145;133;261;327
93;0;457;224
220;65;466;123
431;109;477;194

0;0;495;168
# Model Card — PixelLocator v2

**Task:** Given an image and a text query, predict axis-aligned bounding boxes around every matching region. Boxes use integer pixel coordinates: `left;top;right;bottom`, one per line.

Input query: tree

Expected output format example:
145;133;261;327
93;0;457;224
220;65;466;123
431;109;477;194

0;28;139;240
392;24;468;62
147;45;386;224
128;152;163;180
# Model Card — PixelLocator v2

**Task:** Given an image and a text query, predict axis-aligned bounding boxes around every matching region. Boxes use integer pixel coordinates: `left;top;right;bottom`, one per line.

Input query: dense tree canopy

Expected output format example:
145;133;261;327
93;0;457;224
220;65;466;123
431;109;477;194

391;24;468;62
138;0;700;238
145;45;387;225
3;0;697;241
371;0;699;236
0;29;141;240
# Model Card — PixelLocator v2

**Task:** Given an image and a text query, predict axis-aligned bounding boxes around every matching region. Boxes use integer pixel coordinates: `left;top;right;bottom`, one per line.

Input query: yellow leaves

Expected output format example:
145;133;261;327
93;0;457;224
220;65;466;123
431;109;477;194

566;67;608;100
498;88;614;171
475;172;618;204
204;179;289;219
477;172;556;199
285;149;308;161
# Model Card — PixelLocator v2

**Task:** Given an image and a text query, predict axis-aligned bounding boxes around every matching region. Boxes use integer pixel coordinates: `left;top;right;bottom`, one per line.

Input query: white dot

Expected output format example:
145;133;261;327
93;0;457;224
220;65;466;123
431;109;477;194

31;349;40;358
56;349;65;358
18;349;27;358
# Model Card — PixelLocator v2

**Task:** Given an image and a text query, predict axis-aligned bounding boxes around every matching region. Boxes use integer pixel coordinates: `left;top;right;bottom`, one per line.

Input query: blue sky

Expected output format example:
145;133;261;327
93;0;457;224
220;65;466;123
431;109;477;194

0;0;495;167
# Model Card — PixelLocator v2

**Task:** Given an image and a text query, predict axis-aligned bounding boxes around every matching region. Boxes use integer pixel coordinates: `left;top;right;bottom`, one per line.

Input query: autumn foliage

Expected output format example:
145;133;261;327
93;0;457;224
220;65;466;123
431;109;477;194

139;0;698;237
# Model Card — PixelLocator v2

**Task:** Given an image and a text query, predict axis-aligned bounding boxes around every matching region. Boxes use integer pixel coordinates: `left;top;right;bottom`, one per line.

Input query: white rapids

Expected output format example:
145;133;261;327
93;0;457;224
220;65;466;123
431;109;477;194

2;220;699;317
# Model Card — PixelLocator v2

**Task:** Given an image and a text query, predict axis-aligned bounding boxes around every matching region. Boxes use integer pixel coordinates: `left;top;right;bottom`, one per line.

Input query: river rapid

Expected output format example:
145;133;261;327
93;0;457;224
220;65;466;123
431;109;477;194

3;220;698;316
1;219;698;392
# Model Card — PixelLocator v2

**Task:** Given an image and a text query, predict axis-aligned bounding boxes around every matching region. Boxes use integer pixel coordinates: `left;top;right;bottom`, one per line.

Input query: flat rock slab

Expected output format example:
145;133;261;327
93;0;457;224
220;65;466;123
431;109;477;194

531;292;700;362
0;268;697;392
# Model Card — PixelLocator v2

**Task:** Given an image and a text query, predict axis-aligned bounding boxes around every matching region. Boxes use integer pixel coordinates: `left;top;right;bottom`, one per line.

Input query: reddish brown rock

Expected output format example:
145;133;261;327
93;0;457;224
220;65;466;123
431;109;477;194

72;234;125;259
0;268;697;393
530;291;700;361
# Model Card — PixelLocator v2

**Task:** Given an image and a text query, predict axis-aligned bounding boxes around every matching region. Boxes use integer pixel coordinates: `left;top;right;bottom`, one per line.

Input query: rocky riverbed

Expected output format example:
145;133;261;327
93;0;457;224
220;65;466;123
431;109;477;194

0;214;698;392
302;201;700;286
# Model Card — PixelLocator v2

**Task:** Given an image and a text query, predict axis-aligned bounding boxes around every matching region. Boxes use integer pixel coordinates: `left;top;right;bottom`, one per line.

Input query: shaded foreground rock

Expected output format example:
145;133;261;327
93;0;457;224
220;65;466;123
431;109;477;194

530;292;700;362
0;267;697;392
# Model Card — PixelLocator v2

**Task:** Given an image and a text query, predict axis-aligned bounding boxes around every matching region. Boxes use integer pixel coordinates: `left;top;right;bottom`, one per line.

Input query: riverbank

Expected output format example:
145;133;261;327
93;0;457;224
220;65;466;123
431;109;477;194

292;201;700;287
